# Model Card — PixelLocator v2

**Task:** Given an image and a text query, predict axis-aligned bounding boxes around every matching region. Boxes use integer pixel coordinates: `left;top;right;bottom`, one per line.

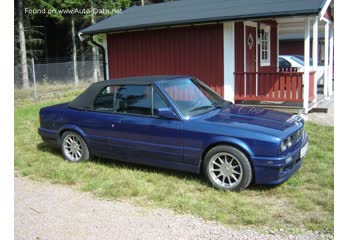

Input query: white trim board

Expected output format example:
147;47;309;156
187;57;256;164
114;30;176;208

102;34;110;80
223;22;235;102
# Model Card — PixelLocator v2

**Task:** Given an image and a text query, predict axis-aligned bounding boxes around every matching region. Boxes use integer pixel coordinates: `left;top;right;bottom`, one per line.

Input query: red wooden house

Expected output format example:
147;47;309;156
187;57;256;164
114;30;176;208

79;0;334;113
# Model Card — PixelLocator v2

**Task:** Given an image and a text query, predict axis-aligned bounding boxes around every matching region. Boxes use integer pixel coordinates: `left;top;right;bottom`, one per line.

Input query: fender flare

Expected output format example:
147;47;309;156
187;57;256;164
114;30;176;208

202;136;254;161
58;124;88;143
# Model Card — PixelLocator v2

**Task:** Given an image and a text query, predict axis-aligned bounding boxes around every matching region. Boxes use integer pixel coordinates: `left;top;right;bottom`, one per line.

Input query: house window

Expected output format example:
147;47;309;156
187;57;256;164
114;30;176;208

260;25;271;66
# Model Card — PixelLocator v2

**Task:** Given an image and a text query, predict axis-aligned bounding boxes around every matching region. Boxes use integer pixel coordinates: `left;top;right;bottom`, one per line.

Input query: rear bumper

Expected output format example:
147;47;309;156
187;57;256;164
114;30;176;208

252;132;308;185
38;128;59;146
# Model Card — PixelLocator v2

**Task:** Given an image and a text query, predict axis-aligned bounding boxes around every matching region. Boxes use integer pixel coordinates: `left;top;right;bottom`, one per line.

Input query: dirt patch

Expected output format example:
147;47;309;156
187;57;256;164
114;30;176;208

15;176;333;240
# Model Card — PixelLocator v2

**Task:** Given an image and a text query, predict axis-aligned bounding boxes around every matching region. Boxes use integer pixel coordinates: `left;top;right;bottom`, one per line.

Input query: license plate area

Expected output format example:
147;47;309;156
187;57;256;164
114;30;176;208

300;142;308;159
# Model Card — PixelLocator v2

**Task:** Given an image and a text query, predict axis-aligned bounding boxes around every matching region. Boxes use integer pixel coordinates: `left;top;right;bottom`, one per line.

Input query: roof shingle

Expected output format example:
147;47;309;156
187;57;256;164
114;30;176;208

80;0;325;35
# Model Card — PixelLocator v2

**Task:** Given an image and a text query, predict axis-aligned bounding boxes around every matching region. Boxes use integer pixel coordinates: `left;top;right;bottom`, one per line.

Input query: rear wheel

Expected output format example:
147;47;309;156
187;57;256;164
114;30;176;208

61;131;90;162
203;145;252;191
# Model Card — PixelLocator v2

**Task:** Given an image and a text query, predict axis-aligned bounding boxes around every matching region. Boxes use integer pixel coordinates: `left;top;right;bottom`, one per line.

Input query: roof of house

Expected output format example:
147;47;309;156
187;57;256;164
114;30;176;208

68;75;188;109
80;0;326;35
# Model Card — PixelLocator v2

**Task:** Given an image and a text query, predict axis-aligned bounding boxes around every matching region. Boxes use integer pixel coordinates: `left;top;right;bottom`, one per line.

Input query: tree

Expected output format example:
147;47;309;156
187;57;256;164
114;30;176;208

15;0;58;88
89;0;100;82
83;0;132;81
15;0;133;87
17;0;29;88
60;0;85;87
71;14;79;87
17;0;81;86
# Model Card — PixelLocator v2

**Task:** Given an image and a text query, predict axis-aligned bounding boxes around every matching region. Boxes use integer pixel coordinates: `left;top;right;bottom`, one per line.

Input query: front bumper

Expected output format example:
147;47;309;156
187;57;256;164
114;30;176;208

252;132;308;185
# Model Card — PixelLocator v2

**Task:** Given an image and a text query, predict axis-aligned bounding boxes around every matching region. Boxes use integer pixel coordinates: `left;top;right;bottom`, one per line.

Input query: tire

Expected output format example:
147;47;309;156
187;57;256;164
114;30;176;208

61;131;90;162
203;145;252;191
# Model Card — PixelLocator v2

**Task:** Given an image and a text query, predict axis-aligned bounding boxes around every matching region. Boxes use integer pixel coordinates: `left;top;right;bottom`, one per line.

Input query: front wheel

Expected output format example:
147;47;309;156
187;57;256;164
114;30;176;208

203;145;252;191
61;131;90;162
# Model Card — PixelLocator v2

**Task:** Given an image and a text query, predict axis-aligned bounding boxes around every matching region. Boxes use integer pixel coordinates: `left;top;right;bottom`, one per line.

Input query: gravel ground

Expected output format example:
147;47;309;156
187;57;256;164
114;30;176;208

15;176;333;240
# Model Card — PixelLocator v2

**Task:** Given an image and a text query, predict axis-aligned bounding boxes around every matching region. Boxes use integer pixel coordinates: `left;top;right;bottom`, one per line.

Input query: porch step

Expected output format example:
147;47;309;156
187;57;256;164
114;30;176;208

310;107;328;113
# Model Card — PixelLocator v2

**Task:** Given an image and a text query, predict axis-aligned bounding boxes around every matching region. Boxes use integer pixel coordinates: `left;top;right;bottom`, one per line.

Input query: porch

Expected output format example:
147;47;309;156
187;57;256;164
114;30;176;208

233;71;319;113
223;0;333;114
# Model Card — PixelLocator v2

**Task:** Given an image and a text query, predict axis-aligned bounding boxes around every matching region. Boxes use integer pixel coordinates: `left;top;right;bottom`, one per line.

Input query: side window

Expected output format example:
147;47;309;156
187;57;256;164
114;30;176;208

94;85;171;117
94;86;117;112
115;85;152;116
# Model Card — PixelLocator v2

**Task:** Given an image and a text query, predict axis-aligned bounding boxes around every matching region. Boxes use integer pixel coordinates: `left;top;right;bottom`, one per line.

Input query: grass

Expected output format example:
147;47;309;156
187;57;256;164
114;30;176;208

14;81;91;103
14;93;334;234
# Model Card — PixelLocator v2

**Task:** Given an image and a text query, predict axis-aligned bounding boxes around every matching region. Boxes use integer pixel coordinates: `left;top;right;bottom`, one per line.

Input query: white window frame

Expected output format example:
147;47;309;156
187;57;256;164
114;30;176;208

260;24;271;67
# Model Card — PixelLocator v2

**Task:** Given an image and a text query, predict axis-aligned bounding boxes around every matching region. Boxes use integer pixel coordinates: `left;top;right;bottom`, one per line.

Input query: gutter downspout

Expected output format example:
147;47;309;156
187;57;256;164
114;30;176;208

78;32;107;81
90;38;107;81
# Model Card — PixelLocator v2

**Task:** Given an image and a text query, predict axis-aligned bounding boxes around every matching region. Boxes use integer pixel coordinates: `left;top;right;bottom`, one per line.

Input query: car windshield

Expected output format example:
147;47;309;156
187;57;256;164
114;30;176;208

158;78;228;117
290;55;317;66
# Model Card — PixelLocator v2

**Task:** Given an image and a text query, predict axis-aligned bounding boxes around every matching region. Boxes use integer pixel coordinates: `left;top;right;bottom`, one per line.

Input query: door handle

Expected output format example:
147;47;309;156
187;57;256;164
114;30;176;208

111;120;121;128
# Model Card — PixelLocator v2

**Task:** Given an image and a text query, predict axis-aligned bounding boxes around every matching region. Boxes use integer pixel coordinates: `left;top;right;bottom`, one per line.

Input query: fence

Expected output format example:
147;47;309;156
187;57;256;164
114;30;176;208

14;59;104;88
14;58;104;100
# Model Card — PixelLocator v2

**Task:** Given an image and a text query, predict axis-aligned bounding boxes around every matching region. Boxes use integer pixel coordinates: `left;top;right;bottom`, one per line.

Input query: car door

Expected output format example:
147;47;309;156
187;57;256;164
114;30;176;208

72;86;126;159
108;84;184;167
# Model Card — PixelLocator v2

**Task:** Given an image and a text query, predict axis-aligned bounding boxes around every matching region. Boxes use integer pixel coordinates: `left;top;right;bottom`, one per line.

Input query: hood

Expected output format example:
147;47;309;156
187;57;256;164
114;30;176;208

203;104;302;133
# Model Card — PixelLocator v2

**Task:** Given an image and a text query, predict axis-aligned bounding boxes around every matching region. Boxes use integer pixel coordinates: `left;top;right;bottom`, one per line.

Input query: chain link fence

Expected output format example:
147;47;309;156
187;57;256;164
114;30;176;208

14;58;104;100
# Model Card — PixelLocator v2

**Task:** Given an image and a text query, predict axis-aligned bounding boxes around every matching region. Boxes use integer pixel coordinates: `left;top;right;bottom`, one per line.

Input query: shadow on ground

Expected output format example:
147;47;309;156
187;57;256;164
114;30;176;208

37;142;202;180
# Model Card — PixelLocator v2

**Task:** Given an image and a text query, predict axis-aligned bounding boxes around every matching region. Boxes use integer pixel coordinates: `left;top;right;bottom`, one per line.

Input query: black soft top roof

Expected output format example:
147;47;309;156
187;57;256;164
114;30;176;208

68;75;187;110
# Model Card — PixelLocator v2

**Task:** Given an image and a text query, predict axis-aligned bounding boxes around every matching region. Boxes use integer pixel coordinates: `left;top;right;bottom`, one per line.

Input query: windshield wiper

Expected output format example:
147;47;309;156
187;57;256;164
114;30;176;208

189;105;215;112
189;100;231;113
213;100;231;108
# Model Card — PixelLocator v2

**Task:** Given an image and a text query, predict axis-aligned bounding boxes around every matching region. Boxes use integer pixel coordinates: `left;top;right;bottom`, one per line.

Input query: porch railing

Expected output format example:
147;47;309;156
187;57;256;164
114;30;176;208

234;72;315;102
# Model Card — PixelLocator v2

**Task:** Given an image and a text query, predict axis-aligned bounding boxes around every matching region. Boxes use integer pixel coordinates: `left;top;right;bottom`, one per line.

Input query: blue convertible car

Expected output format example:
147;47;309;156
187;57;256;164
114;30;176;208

39;76;308;191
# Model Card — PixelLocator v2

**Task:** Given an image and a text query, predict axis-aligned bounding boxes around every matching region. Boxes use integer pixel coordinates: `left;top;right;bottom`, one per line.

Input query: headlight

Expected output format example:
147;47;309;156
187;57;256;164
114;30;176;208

280;140;287;152
287;136;293;148
296;129;302;140
281;136;293;152
280;129;303;153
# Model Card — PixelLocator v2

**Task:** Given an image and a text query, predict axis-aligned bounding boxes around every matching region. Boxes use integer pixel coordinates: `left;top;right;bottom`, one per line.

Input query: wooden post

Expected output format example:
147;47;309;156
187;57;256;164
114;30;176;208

31;58;37;100
223;22;235;102
328;23;334;96
312;17;319;104
102;34;109;80
303;17;311;114
277;24;280;68
324;22;329;97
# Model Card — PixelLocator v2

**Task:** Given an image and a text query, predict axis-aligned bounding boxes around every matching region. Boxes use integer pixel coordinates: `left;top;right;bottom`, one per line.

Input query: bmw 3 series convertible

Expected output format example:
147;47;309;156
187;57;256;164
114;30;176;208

38;76;308;191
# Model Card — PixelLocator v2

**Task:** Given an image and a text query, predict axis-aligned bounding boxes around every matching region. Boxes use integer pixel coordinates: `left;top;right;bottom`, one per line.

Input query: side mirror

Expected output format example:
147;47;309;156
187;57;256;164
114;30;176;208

154;107;178;120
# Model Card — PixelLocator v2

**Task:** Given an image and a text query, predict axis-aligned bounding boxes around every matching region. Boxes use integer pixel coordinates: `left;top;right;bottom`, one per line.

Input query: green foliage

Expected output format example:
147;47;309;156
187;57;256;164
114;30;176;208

25;0;132;22
15;0;133;59
25;0;65;21
14;93;334;234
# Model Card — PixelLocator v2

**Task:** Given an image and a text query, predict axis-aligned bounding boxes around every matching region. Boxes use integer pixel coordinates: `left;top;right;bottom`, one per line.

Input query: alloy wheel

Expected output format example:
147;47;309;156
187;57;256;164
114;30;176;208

208;152;243;188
